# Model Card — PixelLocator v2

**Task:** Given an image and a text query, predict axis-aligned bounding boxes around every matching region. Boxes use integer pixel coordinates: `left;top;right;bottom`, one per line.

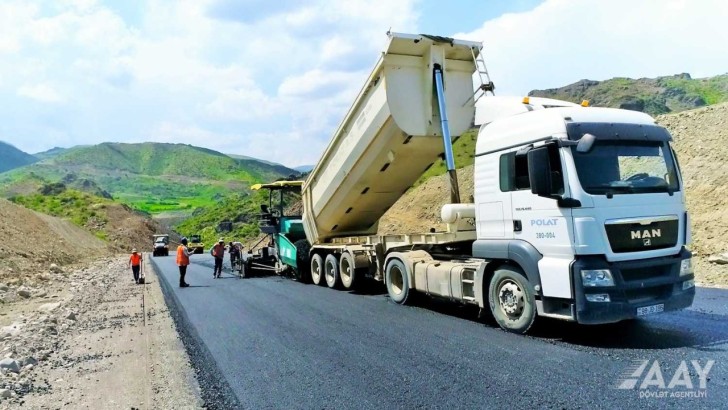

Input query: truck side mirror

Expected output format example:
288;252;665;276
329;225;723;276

576;133;596;153
527;147;553;197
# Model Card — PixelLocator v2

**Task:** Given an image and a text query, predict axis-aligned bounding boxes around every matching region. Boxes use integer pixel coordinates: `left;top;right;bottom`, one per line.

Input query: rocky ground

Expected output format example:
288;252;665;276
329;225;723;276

0;256;201;409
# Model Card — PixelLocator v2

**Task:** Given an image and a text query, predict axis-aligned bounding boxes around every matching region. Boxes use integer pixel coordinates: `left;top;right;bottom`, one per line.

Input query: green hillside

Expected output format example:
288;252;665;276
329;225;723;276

33;146;71;160
51;142;293;180
10;188;113;240
529;73;728;116
175;186;303;246
414;129;477;186
0;142;298;214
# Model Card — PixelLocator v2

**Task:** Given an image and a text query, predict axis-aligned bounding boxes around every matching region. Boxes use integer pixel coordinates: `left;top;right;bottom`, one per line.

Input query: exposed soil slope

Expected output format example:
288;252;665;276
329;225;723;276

0;198;109;284
0;197;166;289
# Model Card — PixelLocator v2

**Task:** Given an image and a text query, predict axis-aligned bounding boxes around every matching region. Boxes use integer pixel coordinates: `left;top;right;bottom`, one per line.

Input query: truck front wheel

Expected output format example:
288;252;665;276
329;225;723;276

324;254;340;289
385;258;411;305
310;254;324;285
488;267;536;334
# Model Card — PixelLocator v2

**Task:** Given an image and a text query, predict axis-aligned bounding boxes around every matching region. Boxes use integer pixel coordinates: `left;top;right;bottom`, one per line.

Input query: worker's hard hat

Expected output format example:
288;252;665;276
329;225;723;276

218;238;224;243
132;248;138;253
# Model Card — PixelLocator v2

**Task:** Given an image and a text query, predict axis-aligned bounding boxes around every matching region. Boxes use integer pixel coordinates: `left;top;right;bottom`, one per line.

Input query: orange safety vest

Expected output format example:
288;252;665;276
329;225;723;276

176;245;190;266
212;244;224;258
130;253;142;266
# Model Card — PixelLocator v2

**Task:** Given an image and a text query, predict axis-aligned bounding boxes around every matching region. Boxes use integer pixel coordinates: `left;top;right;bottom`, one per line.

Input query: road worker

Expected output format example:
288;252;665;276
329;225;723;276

176;237;193;287
211;239;225;278
229;241;241;271
129;249;142;284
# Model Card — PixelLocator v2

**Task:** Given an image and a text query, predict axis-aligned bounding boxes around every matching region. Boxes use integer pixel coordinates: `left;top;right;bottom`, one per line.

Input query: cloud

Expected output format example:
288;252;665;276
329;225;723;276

0;0;421;166
206;0;302;24
17;84;65;103
3;0;725;168
456;0;728;95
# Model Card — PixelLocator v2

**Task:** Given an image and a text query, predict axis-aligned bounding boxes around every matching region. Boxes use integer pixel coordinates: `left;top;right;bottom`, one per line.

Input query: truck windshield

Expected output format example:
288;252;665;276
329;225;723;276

571;141;679;195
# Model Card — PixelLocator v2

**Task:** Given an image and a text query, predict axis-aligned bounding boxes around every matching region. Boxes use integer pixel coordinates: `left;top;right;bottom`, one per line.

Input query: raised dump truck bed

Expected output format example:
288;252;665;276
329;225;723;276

302;33;482;245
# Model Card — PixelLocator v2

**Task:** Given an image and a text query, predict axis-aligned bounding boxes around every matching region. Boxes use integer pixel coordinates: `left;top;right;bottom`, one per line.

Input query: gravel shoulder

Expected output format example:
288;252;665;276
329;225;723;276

0;255;202;409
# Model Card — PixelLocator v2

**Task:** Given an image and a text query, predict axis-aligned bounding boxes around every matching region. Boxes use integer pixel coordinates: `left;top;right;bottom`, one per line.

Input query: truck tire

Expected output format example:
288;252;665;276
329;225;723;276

310;254;324;286
488;266;536;334
294;239;311;283
324;254;340;289
385;258;411;305
240;259;251;279
339;252;358;290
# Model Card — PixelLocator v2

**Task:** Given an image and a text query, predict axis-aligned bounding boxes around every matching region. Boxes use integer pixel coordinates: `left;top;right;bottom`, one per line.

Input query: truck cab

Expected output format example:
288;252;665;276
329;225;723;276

152;234;169;257
473;102;694;324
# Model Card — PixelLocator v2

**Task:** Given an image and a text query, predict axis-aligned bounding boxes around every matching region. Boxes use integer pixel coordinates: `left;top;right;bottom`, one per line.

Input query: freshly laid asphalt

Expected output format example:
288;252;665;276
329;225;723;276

151;254;727;409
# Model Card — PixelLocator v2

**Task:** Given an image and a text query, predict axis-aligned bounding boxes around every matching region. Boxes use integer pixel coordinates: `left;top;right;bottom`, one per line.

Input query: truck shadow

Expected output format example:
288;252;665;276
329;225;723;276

406;295;728;351
348;279;388;296
528;315;728;351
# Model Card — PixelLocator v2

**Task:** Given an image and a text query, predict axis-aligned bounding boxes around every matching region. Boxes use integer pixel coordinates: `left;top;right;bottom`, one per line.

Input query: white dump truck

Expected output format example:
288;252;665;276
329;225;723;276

292;32;694;333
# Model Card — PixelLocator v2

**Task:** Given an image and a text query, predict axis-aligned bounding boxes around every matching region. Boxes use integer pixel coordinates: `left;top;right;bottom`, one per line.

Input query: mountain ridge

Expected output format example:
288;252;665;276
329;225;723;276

0;141;38;173
0;142;299;214
529;73;728;116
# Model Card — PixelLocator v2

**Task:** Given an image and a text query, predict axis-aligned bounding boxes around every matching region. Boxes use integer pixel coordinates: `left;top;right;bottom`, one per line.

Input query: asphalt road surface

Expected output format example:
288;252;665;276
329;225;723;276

151;254;727;409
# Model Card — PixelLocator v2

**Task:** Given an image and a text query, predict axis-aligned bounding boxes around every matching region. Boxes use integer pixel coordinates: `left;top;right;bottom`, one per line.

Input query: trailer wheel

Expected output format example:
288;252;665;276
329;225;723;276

294;239;311;283
488;266;536;334
385;258;411;304
310;254;324;285
339;252;358;289
324;254;340;289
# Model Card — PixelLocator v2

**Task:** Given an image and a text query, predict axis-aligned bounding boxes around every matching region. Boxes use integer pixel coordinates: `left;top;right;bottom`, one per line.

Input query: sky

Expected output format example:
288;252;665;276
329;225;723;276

1;0;727;168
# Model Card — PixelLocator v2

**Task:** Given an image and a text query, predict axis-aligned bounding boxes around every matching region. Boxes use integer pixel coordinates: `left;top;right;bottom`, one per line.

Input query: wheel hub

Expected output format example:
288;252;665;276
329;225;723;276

498;281;524;318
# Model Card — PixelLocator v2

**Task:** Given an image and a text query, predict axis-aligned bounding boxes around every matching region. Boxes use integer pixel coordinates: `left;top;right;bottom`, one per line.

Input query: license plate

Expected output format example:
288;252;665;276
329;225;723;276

637;303;664;316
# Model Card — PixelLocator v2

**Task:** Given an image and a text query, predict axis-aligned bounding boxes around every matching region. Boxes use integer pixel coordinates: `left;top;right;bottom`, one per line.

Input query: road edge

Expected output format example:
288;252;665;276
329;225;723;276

150;257;243;409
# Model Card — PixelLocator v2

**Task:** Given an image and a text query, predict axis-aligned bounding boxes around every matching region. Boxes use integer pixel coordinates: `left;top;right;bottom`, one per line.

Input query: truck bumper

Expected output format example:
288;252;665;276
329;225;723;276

571;248;695;325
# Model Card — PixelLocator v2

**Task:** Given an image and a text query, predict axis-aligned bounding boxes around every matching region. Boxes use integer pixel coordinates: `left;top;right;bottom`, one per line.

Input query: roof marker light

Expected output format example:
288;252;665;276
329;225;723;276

522;96;530;104
581;100;590;107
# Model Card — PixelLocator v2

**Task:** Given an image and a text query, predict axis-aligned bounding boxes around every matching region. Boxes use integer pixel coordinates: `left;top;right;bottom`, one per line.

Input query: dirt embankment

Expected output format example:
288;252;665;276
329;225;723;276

100;203;166;253
380;103;728;287
0;198;110;286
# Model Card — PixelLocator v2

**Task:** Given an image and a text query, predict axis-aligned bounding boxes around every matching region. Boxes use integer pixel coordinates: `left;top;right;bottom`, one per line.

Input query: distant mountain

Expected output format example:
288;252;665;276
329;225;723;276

293;165;314;173
0;142;298;214
227;153;286;168
0;141;37;173
34;146;71;160
529;73;728;116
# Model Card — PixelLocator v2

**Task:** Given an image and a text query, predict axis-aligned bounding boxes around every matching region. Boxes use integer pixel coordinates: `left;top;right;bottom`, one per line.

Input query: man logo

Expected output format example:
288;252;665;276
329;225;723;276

643;238;651;246
631;229;662;240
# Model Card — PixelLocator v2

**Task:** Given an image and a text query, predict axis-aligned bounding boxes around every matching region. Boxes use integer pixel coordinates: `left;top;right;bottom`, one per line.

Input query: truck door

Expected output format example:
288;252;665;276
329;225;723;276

508;144;575;299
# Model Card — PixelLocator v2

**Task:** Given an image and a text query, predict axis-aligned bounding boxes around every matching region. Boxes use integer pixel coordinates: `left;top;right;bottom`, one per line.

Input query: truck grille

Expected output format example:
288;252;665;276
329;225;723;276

620;264;672;283
625;285;671;304
605;217;678;253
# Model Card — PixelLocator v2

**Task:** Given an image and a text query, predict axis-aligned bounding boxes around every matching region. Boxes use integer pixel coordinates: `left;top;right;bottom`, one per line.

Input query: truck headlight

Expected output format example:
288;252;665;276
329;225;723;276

682;279;695;290
581;269;615;287
679;259;693;276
